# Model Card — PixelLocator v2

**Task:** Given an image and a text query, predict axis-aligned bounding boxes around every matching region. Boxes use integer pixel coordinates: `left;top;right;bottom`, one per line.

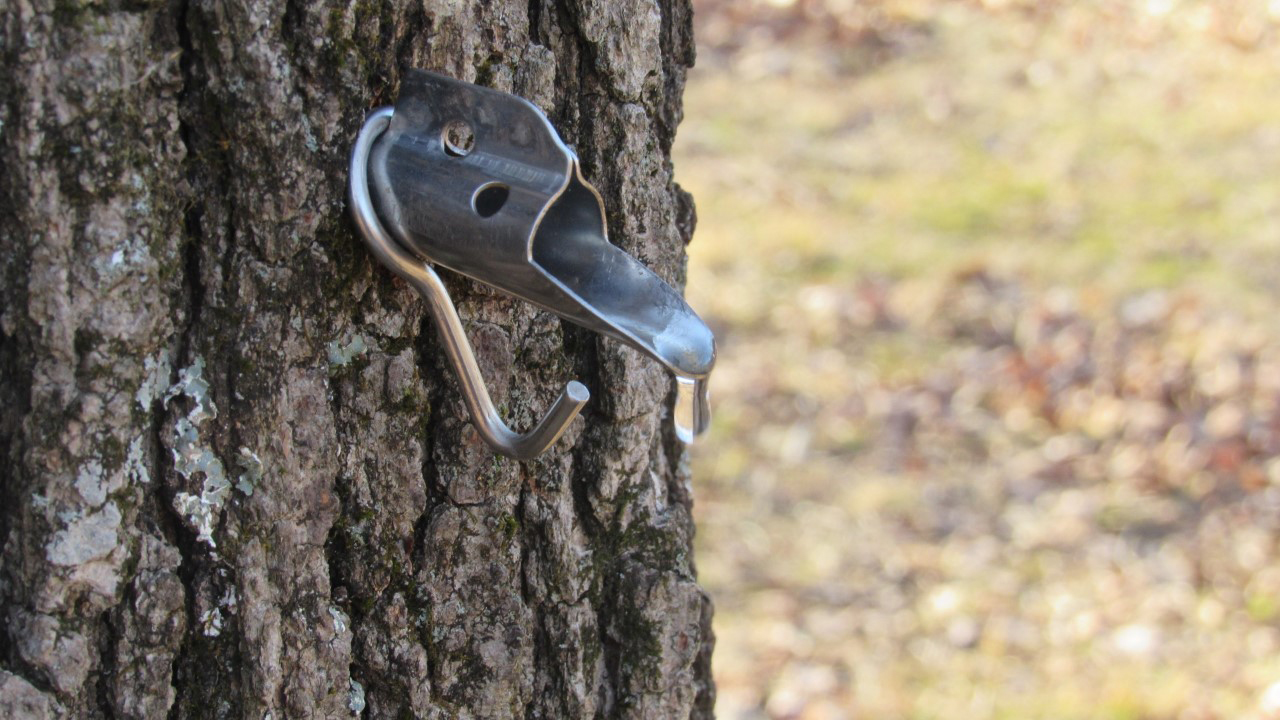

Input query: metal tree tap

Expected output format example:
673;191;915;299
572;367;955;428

348;70;714;459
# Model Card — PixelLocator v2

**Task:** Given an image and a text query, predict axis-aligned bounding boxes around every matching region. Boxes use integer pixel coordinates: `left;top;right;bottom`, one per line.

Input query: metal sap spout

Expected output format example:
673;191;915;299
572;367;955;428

527;172;716;382
352;70;715;457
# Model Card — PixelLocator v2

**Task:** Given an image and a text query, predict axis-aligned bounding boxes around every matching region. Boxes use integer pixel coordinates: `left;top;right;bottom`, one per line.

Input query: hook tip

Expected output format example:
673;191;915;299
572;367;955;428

565;380;590;405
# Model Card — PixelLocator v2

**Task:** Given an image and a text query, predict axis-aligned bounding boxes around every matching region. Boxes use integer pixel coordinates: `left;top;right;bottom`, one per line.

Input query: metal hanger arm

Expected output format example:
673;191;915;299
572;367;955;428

349;108;588;460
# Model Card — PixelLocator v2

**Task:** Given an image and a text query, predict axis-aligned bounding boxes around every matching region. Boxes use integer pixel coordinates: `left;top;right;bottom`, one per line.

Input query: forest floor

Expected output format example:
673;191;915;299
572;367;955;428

675;1;1280;718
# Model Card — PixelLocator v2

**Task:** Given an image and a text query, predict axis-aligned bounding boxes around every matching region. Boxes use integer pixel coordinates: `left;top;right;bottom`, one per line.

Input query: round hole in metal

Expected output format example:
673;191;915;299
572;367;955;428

472;182;509;218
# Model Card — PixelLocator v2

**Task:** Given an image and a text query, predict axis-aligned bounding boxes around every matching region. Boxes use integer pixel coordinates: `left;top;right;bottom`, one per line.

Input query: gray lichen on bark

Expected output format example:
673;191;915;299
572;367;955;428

0;0;714;718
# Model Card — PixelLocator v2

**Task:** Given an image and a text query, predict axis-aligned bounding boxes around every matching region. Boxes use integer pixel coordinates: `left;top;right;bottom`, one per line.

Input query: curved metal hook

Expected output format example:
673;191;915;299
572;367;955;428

349;107;589;460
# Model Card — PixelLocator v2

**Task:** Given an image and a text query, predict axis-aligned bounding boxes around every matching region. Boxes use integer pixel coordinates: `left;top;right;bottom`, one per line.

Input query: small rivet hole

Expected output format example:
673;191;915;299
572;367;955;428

442;120;475;157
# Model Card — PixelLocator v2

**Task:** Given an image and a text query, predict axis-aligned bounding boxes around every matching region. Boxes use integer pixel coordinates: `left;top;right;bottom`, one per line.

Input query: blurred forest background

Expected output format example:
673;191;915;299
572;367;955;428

674;1;1280;718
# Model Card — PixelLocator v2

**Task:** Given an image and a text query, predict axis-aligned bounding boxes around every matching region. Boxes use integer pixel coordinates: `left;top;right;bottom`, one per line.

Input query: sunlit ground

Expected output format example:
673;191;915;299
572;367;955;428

675;1;1280;718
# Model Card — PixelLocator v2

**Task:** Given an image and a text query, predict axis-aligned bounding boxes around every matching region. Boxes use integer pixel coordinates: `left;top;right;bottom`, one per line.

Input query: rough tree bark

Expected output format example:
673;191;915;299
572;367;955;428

0;1;713;717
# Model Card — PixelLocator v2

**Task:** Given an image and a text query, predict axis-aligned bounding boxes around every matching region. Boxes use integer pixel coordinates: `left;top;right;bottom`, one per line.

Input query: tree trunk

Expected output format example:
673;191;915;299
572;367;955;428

0;1;713;717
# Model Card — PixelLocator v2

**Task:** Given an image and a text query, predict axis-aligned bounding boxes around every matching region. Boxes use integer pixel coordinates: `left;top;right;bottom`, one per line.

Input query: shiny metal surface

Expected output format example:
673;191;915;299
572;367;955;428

368;71;716;382
349;108;588;460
